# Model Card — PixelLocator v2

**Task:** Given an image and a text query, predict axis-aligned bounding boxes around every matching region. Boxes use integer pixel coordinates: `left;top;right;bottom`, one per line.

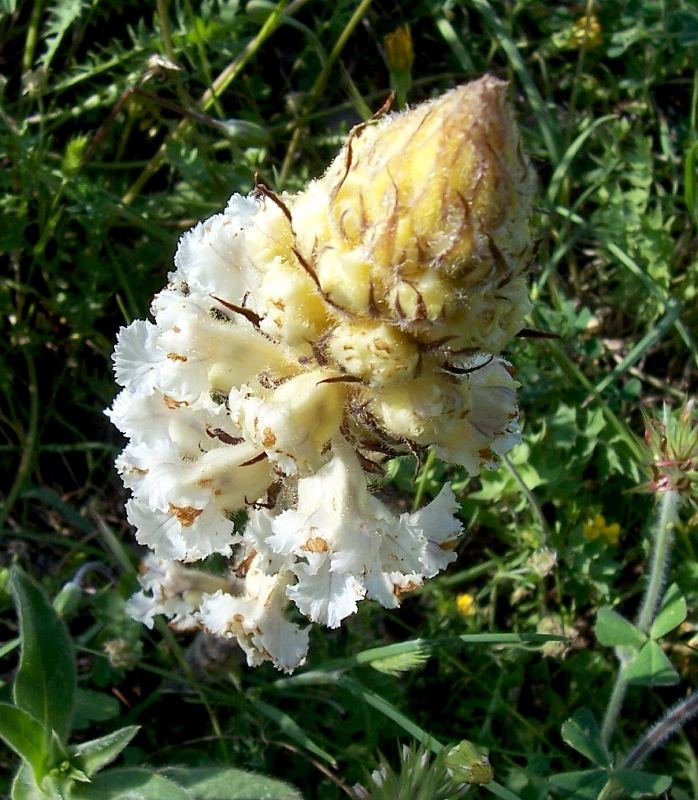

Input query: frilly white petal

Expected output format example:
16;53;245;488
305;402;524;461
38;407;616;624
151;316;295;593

198;566;309;673
126;498;236;562
173;201;260;298
112;320;165;394
287;553;365;628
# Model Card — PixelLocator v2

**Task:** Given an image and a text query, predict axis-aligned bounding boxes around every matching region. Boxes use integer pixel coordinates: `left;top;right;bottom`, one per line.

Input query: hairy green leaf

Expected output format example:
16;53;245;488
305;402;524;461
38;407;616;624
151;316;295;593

650;583;687;640
70;726;140;778
67;768;193;800
0;703;49;783
162;767;302;800
10;569;76;742
612;769;672;797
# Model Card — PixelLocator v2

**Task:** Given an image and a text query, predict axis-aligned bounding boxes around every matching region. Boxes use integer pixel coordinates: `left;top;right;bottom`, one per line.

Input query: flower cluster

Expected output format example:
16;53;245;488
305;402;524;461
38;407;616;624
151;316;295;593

582;514;621;546
108;76;535;672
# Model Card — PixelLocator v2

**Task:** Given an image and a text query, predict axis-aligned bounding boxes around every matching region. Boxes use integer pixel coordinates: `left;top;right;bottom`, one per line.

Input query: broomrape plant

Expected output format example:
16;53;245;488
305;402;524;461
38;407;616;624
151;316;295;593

107;76;536;673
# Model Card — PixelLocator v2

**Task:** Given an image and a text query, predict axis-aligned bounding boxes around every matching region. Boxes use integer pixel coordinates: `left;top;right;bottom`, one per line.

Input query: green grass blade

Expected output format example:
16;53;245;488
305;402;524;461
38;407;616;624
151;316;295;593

685;140;698;223
246;697;337;767
337;675;443;754
466;0;559;162
546;115;616;205
434;14;475;74
606;242;698;368
483;781;525;799
593;299;682;397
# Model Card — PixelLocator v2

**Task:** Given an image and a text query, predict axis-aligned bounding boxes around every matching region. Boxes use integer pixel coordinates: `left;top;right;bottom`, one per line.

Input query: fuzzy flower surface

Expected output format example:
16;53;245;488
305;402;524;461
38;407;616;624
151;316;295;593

108;76;535;672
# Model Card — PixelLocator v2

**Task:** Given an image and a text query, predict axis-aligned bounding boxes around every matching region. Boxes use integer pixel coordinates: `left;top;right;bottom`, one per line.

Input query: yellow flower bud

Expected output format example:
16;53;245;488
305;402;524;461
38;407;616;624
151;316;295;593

291;75;535;350
384;24;414;73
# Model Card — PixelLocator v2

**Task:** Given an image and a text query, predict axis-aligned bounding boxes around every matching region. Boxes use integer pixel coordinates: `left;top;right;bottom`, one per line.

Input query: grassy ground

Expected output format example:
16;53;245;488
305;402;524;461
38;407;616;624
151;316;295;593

1;1;697;798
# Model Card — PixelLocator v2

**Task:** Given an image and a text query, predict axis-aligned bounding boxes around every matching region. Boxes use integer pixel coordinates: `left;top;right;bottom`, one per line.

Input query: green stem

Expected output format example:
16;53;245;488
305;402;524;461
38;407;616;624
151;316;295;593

600;488;680;747
412;449;436;510
636;489;680;634
600;666;630;748
0;352;39;532
278;0;373;187
502;453;550;543
22;0;44;73
122;0;290;205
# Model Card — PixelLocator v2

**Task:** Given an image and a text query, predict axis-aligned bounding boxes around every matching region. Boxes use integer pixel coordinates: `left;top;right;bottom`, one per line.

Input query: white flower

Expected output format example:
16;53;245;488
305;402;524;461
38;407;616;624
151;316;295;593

109;79;533;671
198;565;309;673
113;320;165;395
255;441;463;627
127;555;238;630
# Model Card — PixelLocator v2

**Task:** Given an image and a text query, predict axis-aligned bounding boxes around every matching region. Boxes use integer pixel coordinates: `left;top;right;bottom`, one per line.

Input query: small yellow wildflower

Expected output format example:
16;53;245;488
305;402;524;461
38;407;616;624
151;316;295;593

569;15;603;49
384;24;414;108
456;592;477;616
583;514;621;546
384;24;414;73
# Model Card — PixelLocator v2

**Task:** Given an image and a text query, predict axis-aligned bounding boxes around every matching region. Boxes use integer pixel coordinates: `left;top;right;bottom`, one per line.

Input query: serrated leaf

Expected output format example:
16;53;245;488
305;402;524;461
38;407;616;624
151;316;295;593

10;570;76;742
650;583;687;640
625;641;680;686
370;645;431;676
595;607;646;649
548;769;608;798
0;703;50;783
40;0;84;70
70;726;140;777
613;769;672;797
560;708;610;767
162;767;302;800
67;768;193;800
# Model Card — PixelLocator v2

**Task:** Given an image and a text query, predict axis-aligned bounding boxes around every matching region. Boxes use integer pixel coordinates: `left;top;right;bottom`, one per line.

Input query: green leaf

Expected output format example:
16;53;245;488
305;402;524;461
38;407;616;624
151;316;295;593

70;726;140;777
650;583;687;640
595;607;647;649
11;763;61;800
0;703;50;783
162;767;302;800
67;768;193;800
560;709;611;767
613;769;672;797
624;641;680;686
72;689;120;730
10;569;76;742
549;769;608;798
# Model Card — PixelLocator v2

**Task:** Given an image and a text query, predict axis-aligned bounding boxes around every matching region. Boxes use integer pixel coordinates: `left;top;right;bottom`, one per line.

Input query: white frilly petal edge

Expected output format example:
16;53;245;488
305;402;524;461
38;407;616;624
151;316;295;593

112;320;165;394
198;575;309;673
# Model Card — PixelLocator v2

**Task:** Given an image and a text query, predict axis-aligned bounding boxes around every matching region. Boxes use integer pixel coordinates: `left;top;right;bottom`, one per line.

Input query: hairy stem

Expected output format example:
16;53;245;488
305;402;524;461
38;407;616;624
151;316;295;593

600;488;680;747
623;692;698;769
636;489;680;633
600;667;630;748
